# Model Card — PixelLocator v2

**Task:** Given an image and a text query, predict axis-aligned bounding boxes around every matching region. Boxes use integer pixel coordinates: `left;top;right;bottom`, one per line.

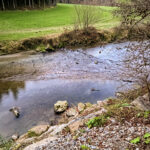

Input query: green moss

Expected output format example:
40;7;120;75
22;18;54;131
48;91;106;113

0;135;13;150
79;129;86;133
144;133;150;139
137;111;150;119
144;138;150;144
80;145;90;150
85;103;92;108
27;131;38;138
130;137;141;144
144;111;150;119
36;44;46;52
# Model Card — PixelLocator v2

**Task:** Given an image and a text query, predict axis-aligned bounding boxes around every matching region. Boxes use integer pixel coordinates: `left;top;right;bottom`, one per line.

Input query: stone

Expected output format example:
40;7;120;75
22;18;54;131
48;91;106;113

94;61;98;64
68;120;84;133
54;101;68;113
12;134;19;141
97;100;108;107
78;103;86;113
28;125;49;136
24;137;58;150
131;93;150;111
115;92;124;98
9;107;20;118
91;88;100;92
66;108;78;117
97;101;105;107
85;102;92;108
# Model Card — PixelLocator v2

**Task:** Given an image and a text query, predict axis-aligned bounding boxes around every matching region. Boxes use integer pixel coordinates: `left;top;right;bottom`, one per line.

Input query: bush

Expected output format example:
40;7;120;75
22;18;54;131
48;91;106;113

86;114;108;128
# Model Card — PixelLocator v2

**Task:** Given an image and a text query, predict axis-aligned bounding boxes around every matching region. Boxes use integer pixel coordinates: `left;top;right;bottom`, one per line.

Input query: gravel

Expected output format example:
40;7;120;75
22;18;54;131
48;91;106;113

42;121;150;150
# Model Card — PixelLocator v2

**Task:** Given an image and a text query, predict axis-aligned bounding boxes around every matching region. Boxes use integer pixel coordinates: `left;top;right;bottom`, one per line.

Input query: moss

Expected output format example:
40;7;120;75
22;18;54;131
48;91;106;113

130;137;141;144
80;145;90;150
36;44;46;53
85;103;92;108
0;135;13;150
27;131;38;138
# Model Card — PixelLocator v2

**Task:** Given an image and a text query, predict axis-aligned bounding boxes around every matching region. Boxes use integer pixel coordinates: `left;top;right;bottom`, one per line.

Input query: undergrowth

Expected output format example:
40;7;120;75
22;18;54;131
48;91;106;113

0;135;13;150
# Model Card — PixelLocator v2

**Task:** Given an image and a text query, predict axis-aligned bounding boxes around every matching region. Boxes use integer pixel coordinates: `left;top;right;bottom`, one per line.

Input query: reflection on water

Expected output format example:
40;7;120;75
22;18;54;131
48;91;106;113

0;79;120;138
0;81;25;101
0;42;138;138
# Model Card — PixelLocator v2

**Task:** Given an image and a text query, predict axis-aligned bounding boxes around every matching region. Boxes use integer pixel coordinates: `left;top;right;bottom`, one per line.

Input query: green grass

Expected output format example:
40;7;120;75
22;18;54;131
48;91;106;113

0;4;120;41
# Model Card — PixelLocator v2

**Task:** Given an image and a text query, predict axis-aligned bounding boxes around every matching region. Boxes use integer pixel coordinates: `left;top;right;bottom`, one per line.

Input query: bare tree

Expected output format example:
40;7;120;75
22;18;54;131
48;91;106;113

74;1;100;30
116;0;150;101
122;41;150;101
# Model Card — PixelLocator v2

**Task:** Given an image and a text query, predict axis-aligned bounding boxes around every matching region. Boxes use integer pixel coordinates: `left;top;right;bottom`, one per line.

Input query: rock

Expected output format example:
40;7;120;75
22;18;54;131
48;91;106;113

24;136;58;150
78;103;86;113
54;101;68;113
91;88;100;92
9;107;20;118
28;125;49;136
94;61;98;64
12;134;19;141
115;92;124;98
85;102;92;108
97;100;108;107
68;120;84;133
131;93;150;111
66;108;78;117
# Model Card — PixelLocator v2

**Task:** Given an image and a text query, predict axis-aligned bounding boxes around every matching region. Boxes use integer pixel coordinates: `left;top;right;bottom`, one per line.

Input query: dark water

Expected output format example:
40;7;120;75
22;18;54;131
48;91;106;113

0;42;136;138
0;79;120;138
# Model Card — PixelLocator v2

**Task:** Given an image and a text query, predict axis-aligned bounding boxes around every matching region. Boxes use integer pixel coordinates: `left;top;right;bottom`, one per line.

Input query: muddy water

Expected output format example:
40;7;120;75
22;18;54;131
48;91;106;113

0;42;133;138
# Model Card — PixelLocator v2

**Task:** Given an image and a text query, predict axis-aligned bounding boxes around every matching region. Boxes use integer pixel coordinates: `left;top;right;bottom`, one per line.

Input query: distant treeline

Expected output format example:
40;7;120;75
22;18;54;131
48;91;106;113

0;0;57;10
59;0;117;6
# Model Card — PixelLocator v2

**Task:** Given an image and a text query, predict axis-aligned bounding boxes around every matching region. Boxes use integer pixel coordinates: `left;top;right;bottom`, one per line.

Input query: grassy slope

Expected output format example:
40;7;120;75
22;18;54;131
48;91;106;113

0;4;119;41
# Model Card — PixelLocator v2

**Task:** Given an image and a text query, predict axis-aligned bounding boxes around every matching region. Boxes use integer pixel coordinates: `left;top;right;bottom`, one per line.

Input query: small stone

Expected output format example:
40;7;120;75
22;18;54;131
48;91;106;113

9;107;20;118
68;121;84;133
54;101;68;113
12;134;19;141
97;101;105;107
29;125;49;136
85;102;92;108
131;93;150;111
115;92;124;98
78;103;86;113
66;108;78;117
94;61;98;64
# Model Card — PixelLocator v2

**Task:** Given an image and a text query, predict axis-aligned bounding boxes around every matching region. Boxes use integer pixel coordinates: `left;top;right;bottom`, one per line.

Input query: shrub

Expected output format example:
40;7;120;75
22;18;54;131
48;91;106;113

86;114;108;128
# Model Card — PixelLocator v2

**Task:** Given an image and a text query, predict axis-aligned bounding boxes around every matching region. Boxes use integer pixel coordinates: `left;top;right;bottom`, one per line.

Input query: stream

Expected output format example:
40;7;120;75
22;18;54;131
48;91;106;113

0;42;135;138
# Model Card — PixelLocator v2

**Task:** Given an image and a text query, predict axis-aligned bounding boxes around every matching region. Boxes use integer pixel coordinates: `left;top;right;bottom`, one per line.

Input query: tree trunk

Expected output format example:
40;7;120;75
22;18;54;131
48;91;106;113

13;0;15;9
32;0;34;8
2;0;5;10
25;0;27;7
39;0;41;8
29;0;31;8
44;0;45;8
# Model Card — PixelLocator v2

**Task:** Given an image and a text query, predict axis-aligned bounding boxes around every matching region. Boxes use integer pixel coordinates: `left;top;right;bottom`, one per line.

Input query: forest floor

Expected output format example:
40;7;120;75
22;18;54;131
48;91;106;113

0;3;119;41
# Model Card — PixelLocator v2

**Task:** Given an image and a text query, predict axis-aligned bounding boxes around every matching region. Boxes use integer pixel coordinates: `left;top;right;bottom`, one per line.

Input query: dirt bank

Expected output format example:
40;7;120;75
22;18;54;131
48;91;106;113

0;26;149;55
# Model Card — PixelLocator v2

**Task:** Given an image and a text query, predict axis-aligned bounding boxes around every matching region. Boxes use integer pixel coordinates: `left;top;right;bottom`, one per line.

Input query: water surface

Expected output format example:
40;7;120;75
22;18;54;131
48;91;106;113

0;42;136;138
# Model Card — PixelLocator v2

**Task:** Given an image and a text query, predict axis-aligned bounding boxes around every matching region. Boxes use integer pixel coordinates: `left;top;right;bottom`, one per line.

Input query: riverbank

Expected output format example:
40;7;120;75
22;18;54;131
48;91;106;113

1;25;149;56
5;91;150;150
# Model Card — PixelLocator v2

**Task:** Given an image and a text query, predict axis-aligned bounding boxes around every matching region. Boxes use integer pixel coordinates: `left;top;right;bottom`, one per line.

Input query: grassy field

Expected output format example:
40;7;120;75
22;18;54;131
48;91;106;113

0;4;120;41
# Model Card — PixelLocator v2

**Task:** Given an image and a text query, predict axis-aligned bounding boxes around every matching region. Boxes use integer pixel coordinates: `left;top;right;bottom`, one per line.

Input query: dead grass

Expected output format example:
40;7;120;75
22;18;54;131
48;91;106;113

0;25;149;55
